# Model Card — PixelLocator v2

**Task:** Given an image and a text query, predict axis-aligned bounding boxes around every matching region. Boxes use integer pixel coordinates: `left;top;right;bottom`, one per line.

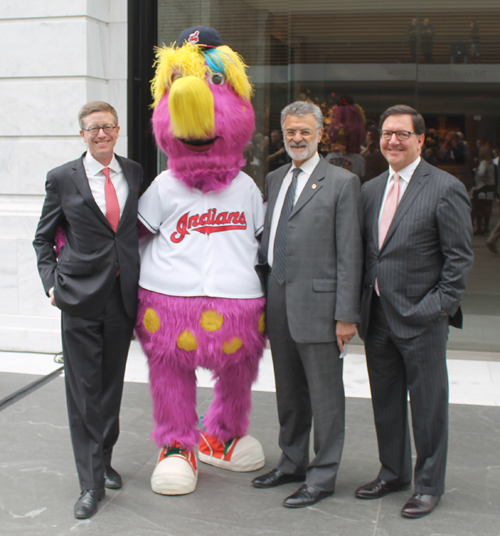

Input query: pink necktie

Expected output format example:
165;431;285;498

379;172;400;248
103;168;120;232
376;172;400;295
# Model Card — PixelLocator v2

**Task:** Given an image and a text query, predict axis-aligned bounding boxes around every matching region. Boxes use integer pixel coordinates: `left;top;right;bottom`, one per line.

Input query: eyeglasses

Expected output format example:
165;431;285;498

284;128;320;139
82;124;117;135
381;130;417;141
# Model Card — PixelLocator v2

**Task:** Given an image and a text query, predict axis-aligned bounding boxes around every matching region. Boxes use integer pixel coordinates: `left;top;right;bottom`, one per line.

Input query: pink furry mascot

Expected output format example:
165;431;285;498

327;96;366;154
134;26;267;495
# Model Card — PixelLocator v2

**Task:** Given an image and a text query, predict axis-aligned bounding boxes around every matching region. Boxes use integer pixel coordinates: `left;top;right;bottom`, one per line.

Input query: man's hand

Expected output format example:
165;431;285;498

49;288;56;307
336;321;357;354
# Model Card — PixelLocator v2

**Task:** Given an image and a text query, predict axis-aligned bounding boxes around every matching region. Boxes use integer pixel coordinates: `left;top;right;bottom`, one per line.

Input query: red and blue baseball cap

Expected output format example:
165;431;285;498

177;26;223;49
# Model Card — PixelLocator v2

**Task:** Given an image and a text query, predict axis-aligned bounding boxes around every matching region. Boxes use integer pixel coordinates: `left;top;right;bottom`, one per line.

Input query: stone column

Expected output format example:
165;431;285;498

0;0;128;352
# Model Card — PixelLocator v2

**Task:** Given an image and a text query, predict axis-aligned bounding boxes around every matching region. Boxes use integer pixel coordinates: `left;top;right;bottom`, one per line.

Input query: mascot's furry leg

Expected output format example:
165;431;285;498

199;358;264;471
147;360;199;495
136;289;266;494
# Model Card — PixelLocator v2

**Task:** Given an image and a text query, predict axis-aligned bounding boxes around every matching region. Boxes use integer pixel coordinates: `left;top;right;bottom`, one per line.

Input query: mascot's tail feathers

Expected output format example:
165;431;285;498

198;432;265;472
151;443;198;495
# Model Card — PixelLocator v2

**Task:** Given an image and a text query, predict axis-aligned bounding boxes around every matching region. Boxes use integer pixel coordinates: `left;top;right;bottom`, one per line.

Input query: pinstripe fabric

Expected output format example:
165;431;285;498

365;295;449;495
360;159;473;340
359;159;474;496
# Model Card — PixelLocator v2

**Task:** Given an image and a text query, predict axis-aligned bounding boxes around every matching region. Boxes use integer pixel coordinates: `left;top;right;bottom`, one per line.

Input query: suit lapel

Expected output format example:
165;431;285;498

71;154;111;228
116;155;134;230
261;165;290;262
290;158;325;218
268;165;291;214
380;161;431;251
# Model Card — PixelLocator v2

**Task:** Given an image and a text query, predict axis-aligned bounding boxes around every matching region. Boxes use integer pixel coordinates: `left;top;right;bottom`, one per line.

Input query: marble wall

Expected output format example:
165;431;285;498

0;0;128;352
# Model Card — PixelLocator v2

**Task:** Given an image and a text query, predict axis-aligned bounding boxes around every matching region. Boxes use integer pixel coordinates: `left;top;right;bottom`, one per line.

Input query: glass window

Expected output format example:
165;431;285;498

157;0;500;351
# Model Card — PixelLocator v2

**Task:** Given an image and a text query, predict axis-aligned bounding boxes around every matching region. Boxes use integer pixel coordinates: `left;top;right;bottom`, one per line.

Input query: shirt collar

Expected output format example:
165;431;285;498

388;156;421;184
291;152;320;177
84;152;119;176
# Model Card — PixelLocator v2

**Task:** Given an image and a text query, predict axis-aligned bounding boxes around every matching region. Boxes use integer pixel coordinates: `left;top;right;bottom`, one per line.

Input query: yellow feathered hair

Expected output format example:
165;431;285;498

151;42;253;109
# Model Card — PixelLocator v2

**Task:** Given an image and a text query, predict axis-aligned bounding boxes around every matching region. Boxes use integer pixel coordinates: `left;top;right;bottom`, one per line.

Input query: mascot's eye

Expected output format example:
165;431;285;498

171;72;183;83
210;72;225;85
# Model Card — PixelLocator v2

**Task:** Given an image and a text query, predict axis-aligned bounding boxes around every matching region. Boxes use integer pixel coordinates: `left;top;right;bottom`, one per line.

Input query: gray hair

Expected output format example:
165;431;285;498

78;101;119;130
281;101;323;130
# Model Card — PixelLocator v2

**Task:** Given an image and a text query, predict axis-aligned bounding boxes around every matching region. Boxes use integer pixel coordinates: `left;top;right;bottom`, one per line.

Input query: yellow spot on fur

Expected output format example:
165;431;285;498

177;330;198;351
200;310;224;332
169;76;215;139
143;308;160;333
242;105;247;114
222;337;243;354
258;312;266;335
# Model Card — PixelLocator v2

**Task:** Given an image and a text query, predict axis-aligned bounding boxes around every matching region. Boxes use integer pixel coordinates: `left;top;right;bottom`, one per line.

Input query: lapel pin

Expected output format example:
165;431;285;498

312;184;317;189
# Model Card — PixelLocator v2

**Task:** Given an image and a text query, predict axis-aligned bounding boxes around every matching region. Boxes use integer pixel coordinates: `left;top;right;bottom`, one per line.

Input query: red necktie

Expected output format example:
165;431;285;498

103;167;120;232
376;172;400;295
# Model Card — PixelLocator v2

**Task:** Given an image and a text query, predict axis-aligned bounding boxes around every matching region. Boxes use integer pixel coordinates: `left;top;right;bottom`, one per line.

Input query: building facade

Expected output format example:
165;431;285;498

1;0;499;352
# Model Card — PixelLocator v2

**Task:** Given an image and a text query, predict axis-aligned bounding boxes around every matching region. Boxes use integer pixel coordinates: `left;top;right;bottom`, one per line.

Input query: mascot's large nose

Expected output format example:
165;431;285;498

168;76;215;139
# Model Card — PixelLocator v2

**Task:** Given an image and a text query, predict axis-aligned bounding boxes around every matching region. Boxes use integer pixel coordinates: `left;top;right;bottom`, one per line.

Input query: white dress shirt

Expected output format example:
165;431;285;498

378;156;421;224
83;152;129;217
268;152;320;266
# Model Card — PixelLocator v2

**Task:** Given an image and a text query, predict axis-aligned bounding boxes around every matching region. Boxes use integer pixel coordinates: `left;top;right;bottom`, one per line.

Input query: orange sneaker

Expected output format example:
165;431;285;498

198;432;265;472
151;442;198;495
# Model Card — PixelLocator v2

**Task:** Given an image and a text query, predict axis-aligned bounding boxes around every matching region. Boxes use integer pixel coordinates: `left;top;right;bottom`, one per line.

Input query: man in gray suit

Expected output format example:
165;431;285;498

252;101;363;508
33;102;143;519
356;105;473;518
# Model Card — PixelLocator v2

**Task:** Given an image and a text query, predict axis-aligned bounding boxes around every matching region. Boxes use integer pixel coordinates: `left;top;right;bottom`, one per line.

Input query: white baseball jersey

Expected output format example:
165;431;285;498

138;170;266;298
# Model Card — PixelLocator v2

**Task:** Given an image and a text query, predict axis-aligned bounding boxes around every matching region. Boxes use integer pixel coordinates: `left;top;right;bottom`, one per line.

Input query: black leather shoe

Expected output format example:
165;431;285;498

283;484;333;508
252;468;306;489
104;466;123;489
74;489;105;519
401;493;440;518
355;478;411;499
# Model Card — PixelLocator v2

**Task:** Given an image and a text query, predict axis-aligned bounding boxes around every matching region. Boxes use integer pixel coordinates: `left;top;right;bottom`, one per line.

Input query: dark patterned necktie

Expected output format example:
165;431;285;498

272;167;302;284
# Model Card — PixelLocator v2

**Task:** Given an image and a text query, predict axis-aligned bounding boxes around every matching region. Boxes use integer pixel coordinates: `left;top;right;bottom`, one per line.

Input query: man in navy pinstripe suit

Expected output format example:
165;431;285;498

356;105;473;518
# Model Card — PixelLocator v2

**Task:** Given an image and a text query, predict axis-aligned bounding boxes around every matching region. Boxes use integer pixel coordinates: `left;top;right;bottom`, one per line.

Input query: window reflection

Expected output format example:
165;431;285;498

157;0;500;350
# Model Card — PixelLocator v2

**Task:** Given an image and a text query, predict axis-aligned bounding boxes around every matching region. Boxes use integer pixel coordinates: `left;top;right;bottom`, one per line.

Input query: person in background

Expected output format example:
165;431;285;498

326;96;366;179
267;129;290;172
360;127;388;183
472;146;496;235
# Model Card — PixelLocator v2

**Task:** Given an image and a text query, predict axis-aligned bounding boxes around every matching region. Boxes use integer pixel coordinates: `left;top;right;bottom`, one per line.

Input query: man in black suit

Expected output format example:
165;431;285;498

356;105;473;518
33;101;143;519
252;101;363;508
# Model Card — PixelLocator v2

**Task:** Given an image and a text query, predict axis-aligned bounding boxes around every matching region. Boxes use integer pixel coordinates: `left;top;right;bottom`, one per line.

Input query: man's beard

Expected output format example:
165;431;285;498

285;136;318;162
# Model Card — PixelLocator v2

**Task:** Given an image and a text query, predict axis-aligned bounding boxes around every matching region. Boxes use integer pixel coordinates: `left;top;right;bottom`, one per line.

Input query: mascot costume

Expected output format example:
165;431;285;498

134;26;267;496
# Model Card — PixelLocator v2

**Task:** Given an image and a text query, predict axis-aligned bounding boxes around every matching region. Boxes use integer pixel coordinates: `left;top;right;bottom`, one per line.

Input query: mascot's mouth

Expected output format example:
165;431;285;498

179;136;220;153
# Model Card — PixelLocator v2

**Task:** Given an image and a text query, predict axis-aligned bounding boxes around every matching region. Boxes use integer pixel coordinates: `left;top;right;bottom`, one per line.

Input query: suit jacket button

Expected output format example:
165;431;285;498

115;262;119;268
